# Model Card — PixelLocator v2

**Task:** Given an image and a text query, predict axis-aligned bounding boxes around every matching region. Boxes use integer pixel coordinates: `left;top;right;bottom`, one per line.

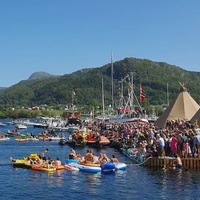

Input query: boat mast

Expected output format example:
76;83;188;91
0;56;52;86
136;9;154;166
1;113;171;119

111;50;114;111
130;72;142;112
167;82;169;106
102;78;105;118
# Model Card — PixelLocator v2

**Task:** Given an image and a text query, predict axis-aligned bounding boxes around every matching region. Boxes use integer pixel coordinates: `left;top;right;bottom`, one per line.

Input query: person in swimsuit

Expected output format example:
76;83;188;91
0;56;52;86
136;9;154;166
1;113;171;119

173;154;182;169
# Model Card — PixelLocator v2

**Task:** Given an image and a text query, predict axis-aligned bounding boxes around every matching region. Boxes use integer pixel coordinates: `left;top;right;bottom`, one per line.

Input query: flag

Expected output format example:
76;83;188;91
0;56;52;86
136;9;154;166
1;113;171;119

140;84;146;102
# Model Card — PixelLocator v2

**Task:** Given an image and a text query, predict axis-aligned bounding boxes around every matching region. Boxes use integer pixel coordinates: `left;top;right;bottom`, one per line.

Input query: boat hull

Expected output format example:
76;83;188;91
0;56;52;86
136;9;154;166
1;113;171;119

0;137;10;142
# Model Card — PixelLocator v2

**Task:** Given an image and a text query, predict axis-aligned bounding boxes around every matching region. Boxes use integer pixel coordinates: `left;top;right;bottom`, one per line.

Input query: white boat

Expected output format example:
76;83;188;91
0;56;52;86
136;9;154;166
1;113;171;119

15;124;27;129
108;114;149;124
21;119;36;126
108;74;149;124
29;137;39;141
0;122;6;127
49;136;62;141
0;137;10;142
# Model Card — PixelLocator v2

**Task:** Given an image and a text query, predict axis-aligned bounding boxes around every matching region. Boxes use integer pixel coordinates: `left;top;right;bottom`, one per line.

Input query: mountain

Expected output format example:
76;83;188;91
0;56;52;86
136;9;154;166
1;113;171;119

0;87;7;94
0;57;199;112
28;71;60;80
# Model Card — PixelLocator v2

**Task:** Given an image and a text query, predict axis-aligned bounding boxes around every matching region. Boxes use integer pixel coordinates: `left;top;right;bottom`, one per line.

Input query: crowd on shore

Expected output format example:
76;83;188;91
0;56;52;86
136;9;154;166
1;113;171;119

86;119;200;161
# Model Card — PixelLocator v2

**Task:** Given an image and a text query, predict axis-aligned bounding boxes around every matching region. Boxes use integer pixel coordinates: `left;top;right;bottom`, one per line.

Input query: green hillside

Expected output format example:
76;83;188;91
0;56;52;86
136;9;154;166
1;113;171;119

0;57;200;114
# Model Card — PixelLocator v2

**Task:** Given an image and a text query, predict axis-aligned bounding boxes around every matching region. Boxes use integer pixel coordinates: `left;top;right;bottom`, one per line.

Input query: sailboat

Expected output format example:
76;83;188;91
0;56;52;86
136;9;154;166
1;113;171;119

108;74;148;124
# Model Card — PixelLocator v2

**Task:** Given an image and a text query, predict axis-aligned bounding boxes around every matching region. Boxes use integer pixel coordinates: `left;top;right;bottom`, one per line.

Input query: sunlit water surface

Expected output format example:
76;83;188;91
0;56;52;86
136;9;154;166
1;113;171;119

0;120;200;200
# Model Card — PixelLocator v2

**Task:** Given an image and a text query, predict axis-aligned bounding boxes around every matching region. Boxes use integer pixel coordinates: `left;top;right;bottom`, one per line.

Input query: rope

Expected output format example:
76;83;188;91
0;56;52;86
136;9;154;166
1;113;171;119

131;156;153;166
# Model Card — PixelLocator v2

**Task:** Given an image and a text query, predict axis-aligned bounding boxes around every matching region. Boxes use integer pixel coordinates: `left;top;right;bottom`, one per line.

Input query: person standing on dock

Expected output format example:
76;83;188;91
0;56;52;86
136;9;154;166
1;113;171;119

156;134;165;157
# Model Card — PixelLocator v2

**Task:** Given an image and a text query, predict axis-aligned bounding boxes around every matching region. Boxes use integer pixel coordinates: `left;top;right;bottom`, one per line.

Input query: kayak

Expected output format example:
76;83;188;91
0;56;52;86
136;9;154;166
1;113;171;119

32;165;56;172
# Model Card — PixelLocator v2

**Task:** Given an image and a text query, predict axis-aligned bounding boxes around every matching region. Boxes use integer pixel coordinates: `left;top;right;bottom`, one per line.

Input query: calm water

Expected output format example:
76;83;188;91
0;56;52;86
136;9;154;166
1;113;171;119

1;119;200;200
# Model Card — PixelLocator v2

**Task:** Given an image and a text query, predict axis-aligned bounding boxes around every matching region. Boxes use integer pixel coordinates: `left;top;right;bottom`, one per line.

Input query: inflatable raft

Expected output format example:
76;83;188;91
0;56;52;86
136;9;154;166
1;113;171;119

66;160;127;173
32;165;56;172
11;154;39;168
101;162;127;173
13;159;32;168
55;165;65;170
66;161;101;173
101;163;116;173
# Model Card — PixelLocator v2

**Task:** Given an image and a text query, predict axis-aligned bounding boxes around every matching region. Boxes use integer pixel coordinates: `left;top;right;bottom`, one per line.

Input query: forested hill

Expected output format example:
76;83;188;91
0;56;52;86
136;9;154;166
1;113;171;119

28;71;59;81
0;57;200;111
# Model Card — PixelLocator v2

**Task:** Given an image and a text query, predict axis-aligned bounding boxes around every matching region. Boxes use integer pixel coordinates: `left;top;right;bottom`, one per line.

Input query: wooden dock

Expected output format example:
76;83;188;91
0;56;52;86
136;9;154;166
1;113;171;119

145;157;200;169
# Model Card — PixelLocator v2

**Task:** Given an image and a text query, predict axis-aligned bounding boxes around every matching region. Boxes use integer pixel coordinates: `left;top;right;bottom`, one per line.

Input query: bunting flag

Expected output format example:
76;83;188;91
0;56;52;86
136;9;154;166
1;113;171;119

140;84;146;102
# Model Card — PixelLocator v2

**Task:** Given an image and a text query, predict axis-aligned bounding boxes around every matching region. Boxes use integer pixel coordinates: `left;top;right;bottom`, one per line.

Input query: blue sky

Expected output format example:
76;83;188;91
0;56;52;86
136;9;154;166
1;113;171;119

0;0;200;87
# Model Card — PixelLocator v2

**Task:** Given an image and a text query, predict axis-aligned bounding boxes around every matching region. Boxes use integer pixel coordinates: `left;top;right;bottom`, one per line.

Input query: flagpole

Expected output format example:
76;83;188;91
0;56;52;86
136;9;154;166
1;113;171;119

139;74;143;110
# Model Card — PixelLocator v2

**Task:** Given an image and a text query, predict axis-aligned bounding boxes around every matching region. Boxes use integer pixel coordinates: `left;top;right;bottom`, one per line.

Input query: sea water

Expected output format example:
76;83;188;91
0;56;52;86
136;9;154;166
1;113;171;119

0;119;200;200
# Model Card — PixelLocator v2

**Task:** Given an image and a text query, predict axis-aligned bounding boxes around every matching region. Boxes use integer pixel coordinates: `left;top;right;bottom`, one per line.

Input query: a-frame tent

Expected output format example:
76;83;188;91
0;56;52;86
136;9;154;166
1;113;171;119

154;87;200;128
190;108;200;127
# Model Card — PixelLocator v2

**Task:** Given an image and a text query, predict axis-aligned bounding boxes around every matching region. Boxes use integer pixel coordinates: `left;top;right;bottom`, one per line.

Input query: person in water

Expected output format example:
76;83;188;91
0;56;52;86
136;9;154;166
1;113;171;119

84;150;94;163
174;154;183;169
111;155;119;164
53;157;62;167
68;149;77;159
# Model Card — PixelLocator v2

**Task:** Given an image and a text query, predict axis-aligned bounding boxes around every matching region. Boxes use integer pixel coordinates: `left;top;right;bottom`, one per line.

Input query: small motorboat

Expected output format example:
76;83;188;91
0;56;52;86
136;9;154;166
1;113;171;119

0;122;6;127
49;136;62;141
59;138;68;145
15;124;27;129
6;129;20;137
0;136;10;142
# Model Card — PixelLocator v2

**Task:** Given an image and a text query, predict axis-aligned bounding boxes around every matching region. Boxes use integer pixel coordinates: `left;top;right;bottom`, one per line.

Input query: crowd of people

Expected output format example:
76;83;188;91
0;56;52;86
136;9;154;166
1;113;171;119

83;118;200;169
